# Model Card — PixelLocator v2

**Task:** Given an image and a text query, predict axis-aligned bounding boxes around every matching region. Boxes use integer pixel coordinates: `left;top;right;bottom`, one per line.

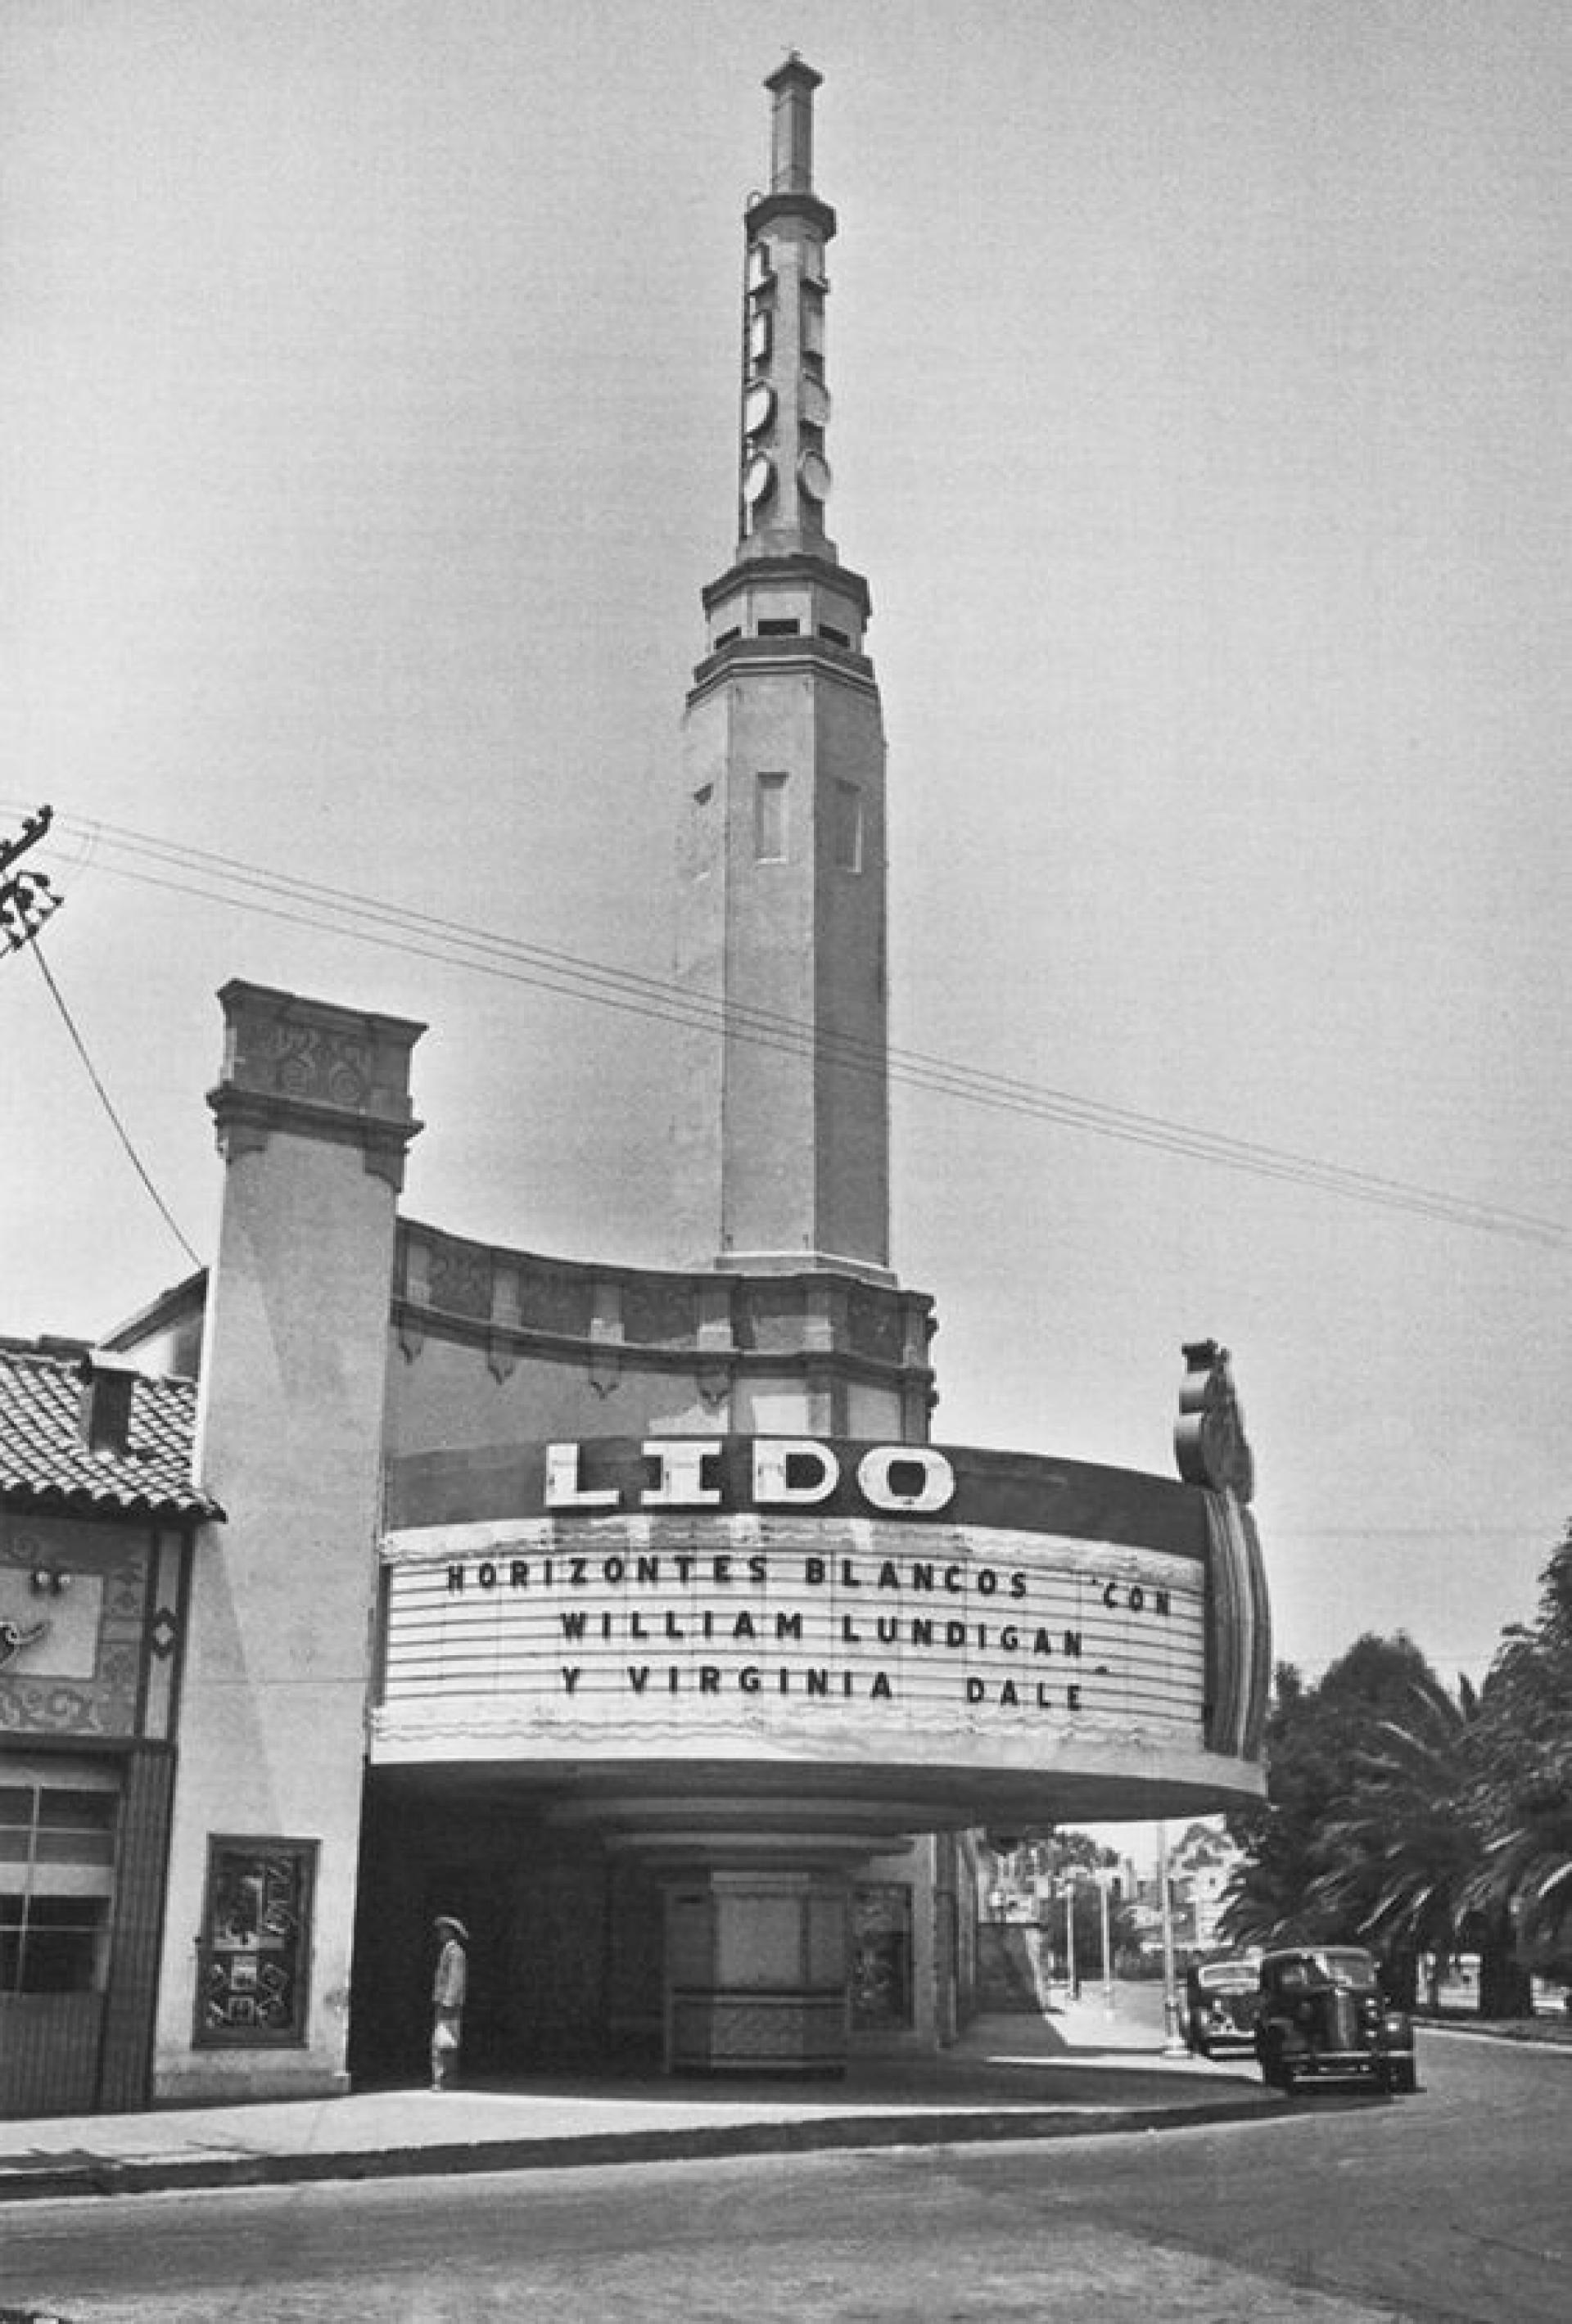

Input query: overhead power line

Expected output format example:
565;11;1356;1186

27;938;202;1270
18;804;1568;1251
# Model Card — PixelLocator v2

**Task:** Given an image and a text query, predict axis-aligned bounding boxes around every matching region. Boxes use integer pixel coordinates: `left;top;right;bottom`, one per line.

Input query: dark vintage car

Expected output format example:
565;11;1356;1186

1254;1945;1416;2094
1183;1957;1261;2057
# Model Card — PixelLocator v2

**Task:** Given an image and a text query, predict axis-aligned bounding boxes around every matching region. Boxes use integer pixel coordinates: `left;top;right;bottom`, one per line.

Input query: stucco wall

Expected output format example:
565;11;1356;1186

156;1130;400;2101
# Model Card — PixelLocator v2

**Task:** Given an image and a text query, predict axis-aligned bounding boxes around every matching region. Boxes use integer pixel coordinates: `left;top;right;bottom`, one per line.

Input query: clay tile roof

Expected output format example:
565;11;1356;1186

0;1341;221;1520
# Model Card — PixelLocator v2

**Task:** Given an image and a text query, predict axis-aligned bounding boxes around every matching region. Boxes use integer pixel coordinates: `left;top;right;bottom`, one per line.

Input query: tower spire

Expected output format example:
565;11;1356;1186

768;52;817;192
735;57;839;564
671;65;892;1283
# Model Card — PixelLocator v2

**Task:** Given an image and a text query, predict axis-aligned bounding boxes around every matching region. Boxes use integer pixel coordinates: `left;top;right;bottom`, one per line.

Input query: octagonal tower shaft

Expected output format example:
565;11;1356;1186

673;59;892;1282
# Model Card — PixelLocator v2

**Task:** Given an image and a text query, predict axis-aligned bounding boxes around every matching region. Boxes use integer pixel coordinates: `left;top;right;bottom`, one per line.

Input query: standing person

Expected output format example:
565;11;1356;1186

430;1914;468;2090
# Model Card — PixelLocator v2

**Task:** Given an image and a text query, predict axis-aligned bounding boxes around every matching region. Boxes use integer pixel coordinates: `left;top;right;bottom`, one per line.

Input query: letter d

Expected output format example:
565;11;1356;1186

753;1438;839;1506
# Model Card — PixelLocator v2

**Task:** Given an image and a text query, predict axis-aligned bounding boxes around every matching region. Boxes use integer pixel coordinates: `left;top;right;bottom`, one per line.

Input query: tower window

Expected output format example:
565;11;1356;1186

757;618;801;637
687;783;714;880
832;780;865;873
755;772;788;862
817;624;852;648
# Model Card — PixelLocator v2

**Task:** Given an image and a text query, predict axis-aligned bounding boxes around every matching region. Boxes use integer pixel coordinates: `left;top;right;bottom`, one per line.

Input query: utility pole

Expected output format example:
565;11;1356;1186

0;807;61;958
1095;1866;1115;2018
1157;1821;1187;2055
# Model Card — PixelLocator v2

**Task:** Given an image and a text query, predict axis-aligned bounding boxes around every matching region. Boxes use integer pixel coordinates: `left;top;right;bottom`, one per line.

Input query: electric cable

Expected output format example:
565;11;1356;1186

26;936;203;1269
16;803;1567;1250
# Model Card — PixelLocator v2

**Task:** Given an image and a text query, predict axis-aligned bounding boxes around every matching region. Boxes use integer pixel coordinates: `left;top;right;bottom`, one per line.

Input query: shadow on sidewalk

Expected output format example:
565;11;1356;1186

395;2005;1257;2115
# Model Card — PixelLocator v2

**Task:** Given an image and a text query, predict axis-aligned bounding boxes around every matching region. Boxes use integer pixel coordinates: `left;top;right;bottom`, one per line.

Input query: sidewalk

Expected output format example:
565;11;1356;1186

0;1997;1282;2201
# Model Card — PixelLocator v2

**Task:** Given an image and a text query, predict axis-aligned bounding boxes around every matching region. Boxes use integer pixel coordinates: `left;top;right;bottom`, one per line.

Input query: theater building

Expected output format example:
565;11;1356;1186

1;61;1269;2113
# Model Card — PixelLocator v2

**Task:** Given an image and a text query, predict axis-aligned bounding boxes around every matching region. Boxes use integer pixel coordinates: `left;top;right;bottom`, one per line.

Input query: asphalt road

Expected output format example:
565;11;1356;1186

2;2030;1565;2323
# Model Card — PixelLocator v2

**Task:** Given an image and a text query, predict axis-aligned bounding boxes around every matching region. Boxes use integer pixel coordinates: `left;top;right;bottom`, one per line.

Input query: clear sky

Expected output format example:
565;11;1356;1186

4;0;1568;1699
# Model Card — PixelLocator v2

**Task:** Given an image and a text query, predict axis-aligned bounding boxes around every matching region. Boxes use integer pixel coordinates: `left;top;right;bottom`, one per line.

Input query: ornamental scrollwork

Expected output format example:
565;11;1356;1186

1174;1339;1255;1503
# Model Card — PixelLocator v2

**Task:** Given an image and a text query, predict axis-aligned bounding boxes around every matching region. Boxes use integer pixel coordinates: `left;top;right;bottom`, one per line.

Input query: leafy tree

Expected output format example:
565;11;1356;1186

1463;1523;1572;2001
1221;1530;1572;2019
979;1827;1138;1983
1218;1632;1457;2001
1307;1667;1486;2010
1048;1828;1116;1876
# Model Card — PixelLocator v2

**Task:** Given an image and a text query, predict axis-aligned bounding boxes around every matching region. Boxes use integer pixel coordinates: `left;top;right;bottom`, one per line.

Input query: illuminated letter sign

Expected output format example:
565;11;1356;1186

544;1444;618;1510
641;1441;722;1508
752;1440;839;1507
544;1438;960;1518
856;1446;955;1514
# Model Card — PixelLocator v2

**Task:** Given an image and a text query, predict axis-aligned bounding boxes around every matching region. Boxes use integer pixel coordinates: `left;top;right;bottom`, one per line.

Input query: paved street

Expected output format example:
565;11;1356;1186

2;2026;1566;2323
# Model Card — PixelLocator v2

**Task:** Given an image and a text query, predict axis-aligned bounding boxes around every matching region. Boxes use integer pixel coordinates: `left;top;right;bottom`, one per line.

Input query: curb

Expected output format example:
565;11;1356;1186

0;2094;1289;2203
1418;2022;1572;2055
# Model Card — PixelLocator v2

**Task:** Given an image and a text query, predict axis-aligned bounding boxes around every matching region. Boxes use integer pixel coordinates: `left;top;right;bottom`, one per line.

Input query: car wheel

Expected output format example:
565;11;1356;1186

1261;2041;1294;2092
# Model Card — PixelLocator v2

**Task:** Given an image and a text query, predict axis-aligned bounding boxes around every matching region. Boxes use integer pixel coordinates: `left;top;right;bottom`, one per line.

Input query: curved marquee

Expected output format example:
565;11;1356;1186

372;1437;1270;1825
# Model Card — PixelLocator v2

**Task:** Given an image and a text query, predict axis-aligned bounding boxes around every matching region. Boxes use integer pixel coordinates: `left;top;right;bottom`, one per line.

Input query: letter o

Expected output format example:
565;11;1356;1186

856;1446;956;1514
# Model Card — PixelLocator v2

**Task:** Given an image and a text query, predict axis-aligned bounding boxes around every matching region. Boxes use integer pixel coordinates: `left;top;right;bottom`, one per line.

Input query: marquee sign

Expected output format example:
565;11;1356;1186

542;1437;962;1517
387;1434;1213;1548
374;1437;1223;1765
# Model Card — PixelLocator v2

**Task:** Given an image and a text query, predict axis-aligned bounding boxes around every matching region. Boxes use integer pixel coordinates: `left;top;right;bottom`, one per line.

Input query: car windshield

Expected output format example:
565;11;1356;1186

1276;1950;1379;1992
1196;1965;1256;1992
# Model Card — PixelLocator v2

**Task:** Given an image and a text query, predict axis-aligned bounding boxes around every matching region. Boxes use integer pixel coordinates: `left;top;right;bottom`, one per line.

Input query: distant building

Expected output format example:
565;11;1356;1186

2;62;1271;2115
1123;1821;1246;1960
1166;1821;1246;1952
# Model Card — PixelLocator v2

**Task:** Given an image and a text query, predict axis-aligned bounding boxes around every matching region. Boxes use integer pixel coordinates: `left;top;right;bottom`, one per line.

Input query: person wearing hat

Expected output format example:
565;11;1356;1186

430;1914;469;2090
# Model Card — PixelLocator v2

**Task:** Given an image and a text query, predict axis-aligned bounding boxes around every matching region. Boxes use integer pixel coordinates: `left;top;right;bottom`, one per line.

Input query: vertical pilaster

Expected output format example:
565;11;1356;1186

153;983;423;2101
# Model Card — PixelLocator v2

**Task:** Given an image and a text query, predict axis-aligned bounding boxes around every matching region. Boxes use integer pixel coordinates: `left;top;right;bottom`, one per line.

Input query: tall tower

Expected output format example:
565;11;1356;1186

673;58;892;1284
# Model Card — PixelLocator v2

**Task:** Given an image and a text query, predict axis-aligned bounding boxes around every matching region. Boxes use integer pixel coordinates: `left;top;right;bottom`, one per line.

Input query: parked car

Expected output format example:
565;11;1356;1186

1183;1957;1261;2057
1254;1945;1416;2094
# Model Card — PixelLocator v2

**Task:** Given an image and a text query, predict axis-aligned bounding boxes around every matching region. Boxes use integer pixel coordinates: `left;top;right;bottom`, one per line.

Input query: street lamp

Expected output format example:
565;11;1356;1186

1095;1867;1115;2019
1156;1822;1187;2055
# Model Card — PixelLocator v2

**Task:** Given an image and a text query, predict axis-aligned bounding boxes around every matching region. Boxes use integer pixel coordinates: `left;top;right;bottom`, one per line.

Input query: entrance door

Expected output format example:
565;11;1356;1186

0;1761;120;2116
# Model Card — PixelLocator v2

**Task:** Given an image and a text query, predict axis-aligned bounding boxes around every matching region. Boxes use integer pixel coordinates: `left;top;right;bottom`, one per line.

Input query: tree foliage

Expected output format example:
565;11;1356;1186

1308;1666;1486;2010
1463;1524;1572;1983
1219;1633;1442;1974
1221;1522;1572;2015
979;1827;1139;1974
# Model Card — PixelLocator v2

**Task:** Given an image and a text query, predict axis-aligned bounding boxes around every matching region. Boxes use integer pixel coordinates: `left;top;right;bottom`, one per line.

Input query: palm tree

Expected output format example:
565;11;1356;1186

1308;1669;1485;2010
1461;1527;1572;2001
1217;1637;1456;1980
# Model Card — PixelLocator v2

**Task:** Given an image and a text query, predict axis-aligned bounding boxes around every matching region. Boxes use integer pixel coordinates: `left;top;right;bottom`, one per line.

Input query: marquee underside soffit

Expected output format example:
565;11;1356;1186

362;1753;1263;1852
